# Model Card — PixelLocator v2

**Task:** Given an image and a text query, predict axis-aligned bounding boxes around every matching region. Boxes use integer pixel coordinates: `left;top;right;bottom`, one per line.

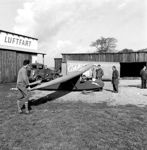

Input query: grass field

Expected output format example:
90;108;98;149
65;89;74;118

0;83;147;150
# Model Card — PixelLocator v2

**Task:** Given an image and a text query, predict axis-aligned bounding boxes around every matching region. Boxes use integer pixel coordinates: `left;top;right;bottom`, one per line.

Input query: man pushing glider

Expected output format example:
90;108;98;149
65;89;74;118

16;59;41;114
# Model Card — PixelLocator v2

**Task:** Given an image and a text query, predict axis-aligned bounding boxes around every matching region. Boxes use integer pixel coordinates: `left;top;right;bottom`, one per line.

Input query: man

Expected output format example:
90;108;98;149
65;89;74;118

16;60;32;114
112;66;119;93
92;65;97;80
95;64;104;80
140;66;147;89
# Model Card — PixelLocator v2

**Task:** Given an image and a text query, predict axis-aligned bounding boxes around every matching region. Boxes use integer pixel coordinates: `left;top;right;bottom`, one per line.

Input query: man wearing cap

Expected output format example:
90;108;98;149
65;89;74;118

95;64;104;80
140;66;147;89
112;66;119;93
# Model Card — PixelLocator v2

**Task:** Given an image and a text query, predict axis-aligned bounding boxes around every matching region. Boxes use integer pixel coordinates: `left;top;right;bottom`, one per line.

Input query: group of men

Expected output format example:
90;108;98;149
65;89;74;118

92;64;119;93
16;60;119;114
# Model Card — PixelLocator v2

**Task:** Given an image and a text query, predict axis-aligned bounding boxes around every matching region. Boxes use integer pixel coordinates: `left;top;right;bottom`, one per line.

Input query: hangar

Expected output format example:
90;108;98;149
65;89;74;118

0;30;45;83
55;52;147;79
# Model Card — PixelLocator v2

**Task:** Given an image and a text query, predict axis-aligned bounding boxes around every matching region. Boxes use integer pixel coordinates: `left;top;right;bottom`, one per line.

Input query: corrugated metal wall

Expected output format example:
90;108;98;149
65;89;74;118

16;53;32;74
0;49;33;83
62;52;147;63
54;58;62;72
66;60;120;80
0;50;17;83
61;52;147;78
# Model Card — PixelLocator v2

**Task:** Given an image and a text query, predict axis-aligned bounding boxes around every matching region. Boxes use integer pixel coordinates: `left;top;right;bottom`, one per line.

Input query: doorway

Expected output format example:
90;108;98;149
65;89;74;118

120;62;146;77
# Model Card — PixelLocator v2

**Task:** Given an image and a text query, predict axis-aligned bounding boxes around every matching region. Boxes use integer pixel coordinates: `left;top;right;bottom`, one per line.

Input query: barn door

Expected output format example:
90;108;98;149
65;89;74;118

16;53;32;76
0;50;17;83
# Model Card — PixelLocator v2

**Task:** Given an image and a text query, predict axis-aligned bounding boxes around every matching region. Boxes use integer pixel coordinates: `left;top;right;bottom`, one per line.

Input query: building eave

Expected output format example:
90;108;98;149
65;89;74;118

0;46;46;55
0;30;38;40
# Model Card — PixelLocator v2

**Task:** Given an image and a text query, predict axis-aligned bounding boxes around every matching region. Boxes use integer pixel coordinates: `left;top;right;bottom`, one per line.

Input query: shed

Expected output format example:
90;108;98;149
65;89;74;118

54;58;62;72
61;52;147;79
0;30;45;83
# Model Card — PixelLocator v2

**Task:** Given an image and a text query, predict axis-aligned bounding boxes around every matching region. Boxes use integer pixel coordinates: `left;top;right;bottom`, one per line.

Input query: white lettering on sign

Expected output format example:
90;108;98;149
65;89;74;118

67;62;92;77
0;31;38;50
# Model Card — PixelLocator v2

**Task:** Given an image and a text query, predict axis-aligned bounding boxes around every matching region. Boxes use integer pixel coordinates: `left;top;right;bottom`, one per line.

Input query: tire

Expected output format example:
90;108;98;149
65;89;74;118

36;76;42;81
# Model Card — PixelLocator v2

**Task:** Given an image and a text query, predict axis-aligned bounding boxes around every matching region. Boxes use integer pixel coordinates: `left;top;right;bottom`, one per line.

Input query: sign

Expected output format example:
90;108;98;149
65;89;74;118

0;31;38;50
67;60;120;79
67;61;93;77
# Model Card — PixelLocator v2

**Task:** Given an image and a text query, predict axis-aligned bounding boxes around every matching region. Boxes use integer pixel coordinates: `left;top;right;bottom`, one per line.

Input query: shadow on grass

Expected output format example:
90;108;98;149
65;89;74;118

29;90;71;106
28;90;110;110
104;88;114;92
122;84;141;89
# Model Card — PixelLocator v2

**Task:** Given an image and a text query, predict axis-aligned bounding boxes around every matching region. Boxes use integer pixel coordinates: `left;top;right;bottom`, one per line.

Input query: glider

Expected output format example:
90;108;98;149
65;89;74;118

31;64;104;91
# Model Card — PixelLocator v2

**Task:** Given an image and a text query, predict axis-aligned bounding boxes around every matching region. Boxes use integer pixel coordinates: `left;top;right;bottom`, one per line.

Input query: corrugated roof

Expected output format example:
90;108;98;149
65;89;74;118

62;51;147;55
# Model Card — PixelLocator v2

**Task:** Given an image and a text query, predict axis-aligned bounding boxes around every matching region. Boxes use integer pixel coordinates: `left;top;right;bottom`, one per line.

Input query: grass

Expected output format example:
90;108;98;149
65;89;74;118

0;83;147;150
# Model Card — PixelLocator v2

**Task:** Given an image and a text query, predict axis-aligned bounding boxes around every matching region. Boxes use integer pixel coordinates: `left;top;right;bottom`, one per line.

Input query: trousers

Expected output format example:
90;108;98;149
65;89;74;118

17;84;29;103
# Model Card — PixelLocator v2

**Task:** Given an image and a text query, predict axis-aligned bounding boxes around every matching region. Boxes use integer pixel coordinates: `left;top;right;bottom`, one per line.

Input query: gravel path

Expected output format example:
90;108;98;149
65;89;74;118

31;80;147;107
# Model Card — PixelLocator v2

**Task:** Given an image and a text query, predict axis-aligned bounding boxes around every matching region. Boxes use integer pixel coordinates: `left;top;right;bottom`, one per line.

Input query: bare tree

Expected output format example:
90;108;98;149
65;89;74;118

90;37;117;53
118;48;134;53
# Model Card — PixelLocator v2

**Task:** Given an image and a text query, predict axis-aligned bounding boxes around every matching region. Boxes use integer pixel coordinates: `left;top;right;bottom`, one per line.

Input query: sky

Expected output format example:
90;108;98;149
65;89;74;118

0;0;147;67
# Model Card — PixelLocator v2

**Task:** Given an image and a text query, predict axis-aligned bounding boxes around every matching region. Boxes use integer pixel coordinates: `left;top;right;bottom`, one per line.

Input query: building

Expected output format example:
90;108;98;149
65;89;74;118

54;58;62;72
0;30;45;83
59;52;147;79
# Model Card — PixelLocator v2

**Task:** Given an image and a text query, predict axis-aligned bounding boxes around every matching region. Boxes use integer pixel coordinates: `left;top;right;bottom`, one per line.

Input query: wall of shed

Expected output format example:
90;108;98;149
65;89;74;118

62;52;147;78
16;52;32;74
54;58;62;72
62;52;147;63
0;50;16;83
0;49;34;83
64;60;120;80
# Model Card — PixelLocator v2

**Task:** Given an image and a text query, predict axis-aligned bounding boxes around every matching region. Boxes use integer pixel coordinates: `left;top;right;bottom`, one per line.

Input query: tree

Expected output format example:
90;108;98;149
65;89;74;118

90;37;117;53
137;48;147;52
118;48;134;53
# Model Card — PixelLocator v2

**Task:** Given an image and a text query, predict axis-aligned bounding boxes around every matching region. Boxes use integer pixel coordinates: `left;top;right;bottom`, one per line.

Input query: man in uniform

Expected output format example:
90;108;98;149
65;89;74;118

96;64;104;80
112;66;119;93
140;66;147;89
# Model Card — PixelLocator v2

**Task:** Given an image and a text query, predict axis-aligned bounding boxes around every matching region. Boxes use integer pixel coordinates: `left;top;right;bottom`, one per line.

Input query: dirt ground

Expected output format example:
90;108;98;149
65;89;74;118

1;80;147;150
31;79;147;107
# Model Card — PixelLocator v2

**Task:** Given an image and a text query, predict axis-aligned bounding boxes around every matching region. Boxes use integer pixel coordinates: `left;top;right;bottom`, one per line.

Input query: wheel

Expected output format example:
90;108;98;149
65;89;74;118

36;76;42;81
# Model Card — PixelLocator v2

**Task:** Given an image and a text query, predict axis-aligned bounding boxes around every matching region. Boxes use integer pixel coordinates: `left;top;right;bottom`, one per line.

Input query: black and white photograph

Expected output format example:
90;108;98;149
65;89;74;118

0;0;147;149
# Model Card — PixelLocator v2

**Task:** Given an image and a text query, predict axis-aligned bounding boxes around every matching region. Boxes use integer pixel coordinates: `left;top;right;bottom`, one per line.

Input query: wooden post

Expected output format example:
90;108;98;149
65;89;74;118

43;54;45;65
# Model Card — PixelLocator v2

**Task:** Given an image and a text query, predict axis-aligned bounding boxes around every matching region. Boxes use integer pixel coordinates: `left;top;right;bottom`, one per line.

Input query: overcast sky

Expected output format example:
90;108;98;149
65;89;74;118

0;0;147;66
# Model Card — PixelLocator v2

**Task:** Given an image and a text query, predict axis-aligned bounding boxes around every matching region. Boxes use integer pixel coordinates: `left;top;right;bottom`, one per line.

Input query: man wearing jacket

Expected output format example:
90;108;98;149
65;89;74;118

16;59;31;114
140;66;147;89
95;65;104;80
112;66;119;93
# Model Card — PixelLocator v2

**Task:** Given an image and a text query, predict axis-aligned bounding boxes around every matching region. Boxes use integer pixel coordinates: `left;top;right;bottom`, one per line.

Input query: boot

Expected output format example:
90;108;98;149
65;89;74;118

17;100;22;113
25;102;29;114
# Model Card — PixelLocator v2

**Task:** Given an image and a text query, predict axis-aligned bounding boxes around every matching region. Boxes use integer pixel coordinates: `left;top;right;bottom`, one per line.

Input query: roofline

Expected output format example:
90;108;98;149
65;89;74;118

54;58;62;59
0;30;38;40
62;51;147;55
38;52;46;55
0;47;46;55
36;51;46;55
